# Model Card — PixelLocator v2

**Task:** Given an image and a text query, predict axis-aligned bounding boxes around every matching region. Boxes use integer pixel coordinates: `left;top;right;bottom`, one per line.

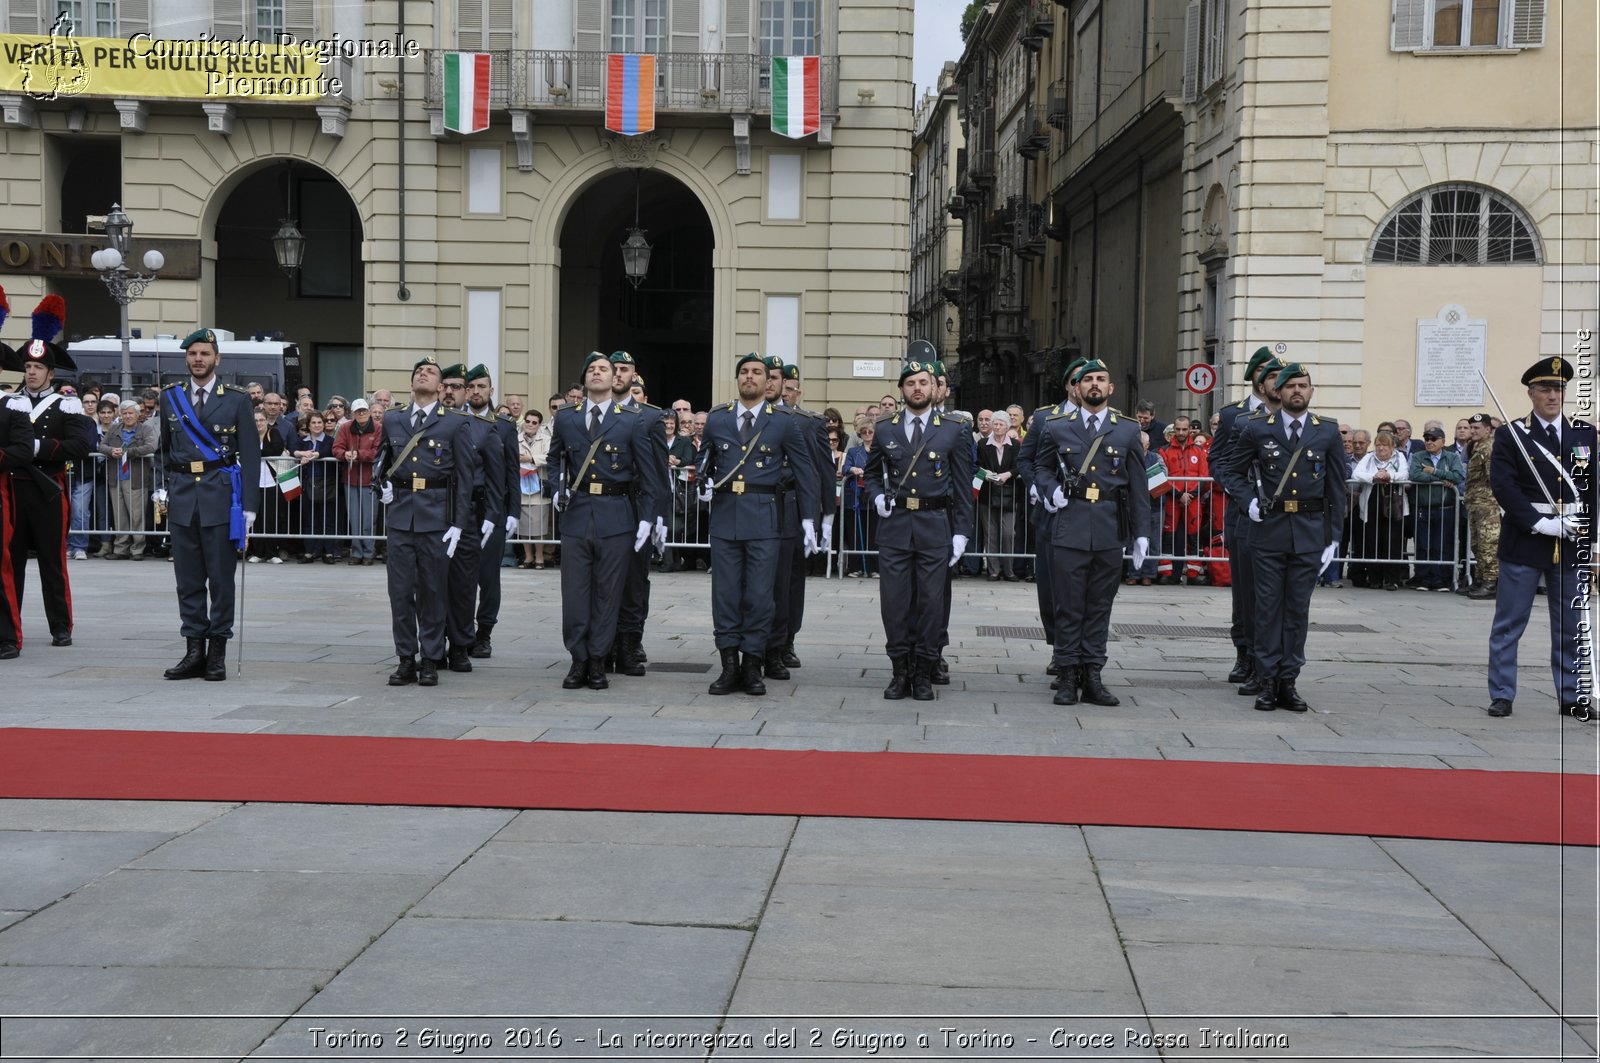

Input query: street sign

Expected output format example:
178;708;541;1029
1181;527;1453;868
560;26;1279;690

1184;362;1217;395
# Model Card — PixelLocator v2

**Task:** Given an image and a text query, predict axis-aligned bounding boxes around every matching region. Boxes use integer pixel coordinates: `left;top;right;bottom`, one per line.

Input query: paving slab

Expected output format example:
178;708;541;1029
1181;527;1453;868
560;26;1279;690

0;799;237;833
781;818;1092;892
497;810;794;847
0;830;177;911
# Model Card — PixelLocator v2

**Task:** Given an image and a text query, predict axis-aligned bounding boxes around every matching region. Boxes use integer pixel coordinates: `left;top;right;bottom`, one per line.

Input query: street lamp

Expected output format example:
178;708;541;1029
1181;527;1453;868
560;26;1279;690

271;218;306;277
90;203;164;397
620;170;651;289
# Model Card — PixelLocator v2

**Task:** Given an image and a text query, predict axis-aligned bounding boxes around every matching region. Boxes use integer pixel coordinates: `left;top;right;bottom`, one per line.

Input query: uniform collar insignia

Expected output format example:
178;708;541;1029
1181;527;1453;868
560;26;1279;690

765;403;775;414
1266;415;1277;425
933;414;942;426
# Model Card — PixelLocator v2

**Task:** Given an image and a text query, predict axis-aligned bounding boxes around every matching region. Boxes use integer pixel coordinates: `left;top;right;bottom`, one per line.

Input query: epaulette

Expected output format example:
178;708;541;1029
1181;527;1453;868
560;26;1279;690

1033;405;1052;416
553;401;576;413
59;396;84;416
873;412;897;427
944;410;972;424
768;403;788;415
1046;411;1071;421
794;406;824;420
4;395;27;412
635;400;661;412
393;402;410;412
163;381;182;391
446;406;471;416
498;413;516;425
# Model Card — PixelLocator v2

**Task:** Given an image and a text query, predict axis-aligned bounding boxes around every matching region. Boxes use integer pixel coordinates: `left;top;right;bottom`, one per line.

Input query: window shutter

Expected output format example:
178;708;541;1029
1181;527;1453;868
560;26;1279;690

1509;0;1545;47
283;0;315;42
11;0;41;34
724;0;750;54
458;0;482;50
1390;0;1427;50
573;0;601;93
723;0;750;100
120;0;150;37
671;0;700;53
1181;0;1200;102
486;0;512;50
212;0;245;40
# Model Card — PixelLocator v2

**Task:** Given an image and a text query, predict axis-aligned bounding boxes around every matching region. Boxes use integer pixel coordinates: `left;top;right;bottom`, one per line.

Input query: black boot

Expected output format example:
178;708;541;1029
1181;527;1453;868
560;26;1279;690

781;643;801;669
418;658;439;686
586;657;609;690
883;656;910;700
708;648;742;695
1052;665;1080;706
1079;665;1119;706
561;658;586;690
388;657;418;686
1227;647;1252;684
763;647;790;681
911;657;936;701
164;637;206;680
635;637;649;664
204;636;228;682
1254;677;1279;712
616;633;646;677
1467;580;1497;601
1045;661;1060;676
1237;664;1265;696
468;623;493;659
931;656;950;685
448;645;473;673
741;652;767;696
1276;679;1310;712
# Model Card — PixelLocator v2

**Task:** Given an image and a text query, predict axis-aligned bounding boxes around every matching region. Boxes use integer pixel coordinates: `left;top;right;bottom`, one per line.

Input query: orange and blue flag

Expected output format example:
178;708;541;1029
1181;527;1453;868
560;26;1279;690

605;53;656;136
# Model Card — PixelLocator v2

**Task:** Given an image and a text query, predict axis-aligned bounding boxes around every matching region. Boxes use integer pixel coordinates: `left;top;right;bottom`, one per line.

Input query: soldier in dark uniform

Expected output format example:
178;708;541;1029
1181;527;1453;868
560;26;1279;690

865;358;975;701
766;359;835;679
924;355;973;685
1016;357;1087;674
1485;357;1596;720
1206;346;1281;688
548;352;662;690
154;328;261;681
438;363;499;674
0;289;46;659
1030;358;1150;707
1;296;94;655
463;364;522;660
1216;363;1344;712
696;352;821;696
609;350;668;676
374;356;481;687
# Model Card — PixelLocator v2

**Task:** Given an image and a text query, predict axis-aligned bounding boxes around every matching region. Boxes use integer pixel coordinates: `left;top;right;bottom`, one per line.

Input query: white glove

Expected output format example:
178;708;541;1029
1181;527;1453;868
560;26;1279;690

1561;515;1584;540
1320;542;1338;574
32;439;40;456
480;519;495;547
697;482;713;503
442;526;462;558
1248;498;1263;523
653;516;667;550
1533;516;1565;538
1131;537;1149;570
378;483;394;505
1028;484;1039;506
875;495;893;519
821;516;833;545
505;515;519;536
152;488;168;506
553;490;568;512
1048;487;1068;512
633;519;651;553
801;519;819;557
243;511;256;533
949;534;968;567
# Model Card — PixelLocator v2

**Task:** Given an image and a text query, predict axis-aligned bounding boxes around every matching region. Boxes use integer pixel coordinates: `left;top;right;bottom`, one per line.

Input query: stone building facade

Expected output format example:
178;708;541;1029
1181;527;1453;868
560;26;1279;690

908;60;962;366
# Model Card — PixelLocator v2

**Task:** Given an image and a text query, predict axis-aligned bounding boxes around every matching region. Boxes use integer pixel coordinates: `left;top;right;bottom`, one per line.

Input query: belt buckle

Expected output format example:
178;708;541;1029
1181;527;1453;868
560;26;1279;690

190;460;205;474
732;481;745;495
588;482;603;495
1084;486;1100;502
906;497;921;511
1282;500;1299;513
412;475;426;490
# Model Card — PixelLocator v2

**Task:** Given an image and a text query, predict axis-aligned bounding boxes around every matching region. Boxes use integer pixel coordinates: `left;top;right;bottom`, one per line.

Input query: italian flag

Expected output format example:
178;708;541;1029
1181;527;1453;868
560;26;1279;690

443;52;492;135
771;55;820;138
972;467;988;498
276;465;302;502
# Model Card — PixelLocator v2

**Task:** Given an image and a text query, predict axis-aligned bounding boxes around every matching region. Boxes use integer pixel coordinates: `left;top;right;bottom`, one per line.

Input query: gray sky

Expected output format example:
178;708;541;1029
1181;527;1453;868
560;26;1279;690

914;0;968;98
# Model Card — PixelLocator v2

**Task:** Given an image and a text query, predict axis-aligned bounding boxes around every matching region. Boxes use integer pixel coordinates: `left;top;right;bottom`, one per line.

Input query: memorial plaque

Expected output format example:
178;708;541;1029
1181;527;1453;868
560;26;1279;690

1415;303;1486;406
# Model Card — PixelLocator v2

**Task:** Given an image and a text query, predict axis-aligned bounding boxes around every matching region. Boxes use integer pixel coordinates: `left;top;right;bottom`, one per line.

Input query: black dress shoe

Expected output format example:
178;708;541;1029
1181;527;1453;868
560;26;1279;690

418;659;439;687
1467;581;1497;601
468;635;492;659
1561;702;1593;721
388;657;418;686
0;643;18;660
781;644;801;669
1237;675;1264;697
1276;680;1309;712
164;637;205;679
1486;698;1512;718
561;659;586;689
587;657;610;690
447;647;473;673
50;631;71;647
1226;648;1252;684
763;649;790;681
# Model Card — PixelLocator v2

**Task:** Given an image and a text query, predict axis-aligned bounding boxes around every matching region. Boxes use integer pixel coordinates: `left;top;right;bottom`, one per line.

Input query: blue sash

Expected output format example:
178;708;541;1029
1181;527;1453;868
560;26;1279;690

169;386;246;550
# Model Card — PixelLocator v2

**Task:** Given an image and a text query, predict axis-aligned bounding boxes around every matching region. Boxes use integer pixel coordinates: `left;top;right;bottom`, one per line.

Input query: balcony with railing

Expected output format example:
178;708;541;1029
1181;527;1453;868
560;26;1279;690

1016;103;1051;160
1010;197;1047;259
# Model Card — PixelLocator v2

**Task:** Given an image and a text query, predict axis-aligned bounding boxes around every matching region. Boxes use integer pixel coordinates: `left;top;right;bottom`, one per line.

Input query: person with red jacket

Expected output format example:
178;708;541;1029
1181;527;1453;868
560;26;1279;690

333;399;382;564
1157;416;1210;584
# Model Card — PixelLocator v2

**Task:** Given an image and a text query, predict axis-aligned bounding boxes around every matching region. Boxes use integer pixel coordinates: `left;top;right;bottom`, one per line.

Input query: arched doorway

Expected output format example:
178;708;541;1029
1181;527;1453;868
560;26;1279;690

558;169;714;409
213;162;363;403
52;139;123;342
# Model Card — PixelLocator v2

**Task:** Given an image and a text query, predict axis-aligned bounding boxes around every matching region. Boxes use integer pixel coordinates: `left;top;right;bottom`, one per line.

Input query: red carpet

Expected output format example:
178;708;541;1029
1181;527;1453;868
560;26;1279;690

1;727;1594;846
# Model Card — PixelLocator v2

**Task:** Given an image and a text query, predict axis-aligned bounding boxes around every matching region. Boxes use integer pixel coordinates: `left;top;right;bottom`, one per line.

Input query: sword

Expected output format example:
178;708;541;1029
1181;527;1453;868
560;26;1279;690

235;531;247;677
1478;370;1566;562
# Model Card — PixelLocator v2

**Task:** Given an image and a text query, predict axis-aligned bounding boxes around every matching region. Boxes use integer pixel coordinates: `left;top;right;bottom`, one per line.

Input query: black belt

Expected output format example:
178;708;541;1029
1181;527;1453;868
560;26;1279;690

168;457;235;474
1272;498;1325;514
1068;484;1124;503
575;481;635;496
395;475;452;492
898;494;951;511
716;482;778;495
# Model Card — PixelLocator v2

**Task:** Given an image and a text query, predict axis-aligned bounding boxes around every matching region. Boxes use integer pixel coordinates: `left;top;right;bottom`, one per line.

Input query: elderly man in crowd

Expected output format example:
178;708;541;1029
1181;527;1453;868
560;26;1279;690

100;400;159;560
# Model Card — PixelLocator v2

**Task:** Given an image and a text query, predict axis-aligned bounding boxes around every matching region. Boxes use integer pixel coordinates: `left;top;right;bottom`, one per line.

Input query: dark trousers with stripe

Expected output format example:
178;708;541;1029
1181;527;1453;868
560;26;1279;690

1252;546;1321;681
562;531;632;660
171;511;239;639
1224;508;1255;650
1050;545;1123;668
768;530;807;652
446;528;482;651
712;535;779;654
618;537;651;637
879;543;949;662
0;479;19;647
388;528;450;662
476;524;507;634
9;475;73;639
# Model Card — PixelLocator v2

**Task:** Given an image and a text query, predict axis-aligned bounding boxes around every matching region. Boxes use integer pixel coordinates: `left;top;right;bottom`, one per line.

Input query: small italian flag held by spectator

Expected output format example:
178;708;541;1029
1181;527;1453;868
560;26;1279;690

1146;457;1169;496
771;56;821;138
971;466;988;498
443;52;492;134
276;465;302;502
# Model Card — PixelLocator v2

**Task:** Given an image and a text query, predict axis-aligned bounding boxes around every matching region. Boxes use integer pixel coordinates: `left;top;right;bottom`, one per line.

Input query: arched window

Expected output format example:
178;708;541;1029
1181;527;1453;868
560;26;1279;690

1368;183;1542;265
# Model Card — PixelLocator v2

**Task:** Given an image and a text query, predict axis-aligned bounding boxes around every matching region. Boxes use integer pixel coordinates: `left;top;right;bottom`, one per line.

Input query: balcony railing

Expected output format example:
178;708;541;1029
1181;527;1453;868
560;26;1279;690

1010;197;1047;259
423;50;838;116
1017;103;1050;160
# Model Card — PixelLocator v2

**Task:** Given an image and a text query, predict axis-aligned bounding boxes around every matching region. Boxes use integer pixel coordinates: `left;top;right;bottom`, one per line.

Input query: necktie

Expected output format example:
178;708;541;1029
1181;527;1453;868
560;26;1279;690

1288;420;1301;449
1545;422;1559;453
194;387;206;415
911;416;923;450
1086;414;1099;435
411;408;422;431
589;405;601;439
740;410;754;444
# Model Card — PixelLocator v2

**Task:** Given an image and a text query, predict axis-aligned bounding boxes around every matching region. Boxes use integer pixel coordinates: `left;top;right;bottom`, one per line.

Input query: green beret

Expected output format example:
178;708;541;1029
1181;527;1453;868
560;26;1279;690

1523;356;1574;387
931;360;947;378
439;363;467;381
1274;362;1310;389
632;375;646;390
1072;358;1108;384
181;328;218;350
464;363;491;383
583;351;611;371
762;354;785;371
609;350;635;366
736;352;765;372
1245;346;1276;381
899;360;935;384
782;364;800;381
1261;356;1287;380
1062;356;1089;386
411;355;440;375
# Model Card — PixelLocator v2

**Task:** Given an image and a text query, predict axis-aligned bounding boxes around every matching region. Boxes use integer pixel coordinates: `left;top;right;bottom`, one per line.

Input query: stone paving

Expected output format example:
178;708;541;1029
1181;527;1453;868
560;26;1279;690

0;561;1594;1060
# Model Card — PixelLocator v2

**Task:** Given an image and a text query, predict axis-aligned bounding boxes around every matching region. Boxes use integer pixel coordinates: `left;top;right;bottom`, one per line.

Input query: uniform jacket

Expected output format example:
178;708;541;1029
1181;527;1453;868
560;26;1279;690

1217;410;1345;555
698;401;820;541
6;388;95;477
546;398;665;540
98;418;160;493
0;404;35;476
617;396;672;523
864;410;975;551
1017;399;1076;525
1030;408;1150;551
1206;394;1266;518
374;401;481;534
1408;448;1466;507
473;408;522;524
1464;435;1496;510
158;383;262;527
1490;413;1596;568
775;403;837;529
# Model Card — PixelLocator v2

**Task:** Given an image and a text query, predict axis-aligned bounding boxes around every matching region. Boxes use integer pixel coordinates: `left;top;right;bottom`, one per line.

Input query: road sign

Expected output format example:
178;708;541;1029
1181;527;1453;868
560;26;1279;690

1184;363;1217;395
